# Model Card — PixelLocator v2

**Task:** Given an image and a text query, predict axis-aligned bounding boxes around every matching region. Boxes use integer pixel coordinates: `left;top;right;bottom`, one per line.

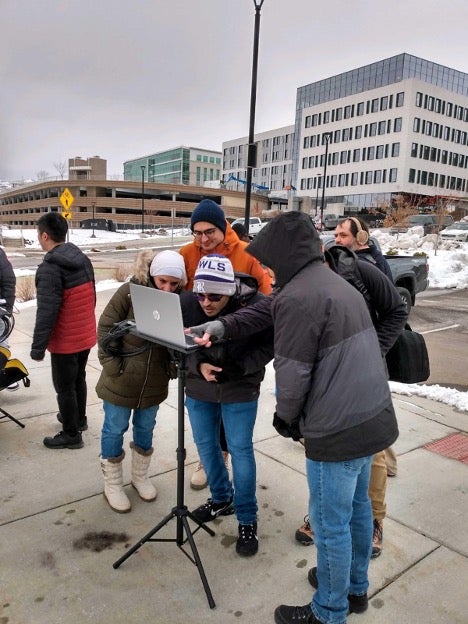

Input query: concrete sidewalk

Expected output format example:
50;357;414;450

0;288;467;624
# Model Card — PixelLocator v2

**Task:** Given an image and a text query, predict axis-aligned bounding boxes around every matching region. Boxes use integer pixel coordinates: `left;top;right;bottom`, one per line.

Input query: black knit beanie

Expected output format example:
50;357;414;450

190;199;227;234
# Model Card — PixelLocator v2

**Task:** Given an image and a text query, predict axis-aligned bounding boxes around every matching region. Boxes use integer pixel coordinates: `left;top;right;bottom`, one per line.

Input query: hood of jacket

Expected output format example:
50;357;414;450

45;242;89;270
131;249;155;286
246;211;323;288
324;244;359;282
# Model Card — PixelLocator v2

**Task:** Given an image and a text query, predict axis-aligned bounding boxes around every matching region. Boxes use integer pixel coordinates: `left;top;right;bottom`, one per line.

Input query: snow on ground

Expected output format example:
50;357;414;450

4;225;468;412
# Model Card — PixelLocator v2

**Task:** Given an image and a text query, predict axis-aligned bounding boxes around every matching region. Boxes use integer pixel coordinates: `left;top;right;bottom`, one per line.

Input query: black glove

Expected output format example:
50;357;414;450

272;412;302;441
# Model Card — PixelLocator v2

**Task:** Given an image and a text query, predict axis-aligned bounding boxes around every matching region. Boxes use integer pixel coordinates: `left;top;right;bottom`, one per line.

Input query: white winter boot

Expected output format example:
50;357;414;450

100;452;131;513
130;442;157;502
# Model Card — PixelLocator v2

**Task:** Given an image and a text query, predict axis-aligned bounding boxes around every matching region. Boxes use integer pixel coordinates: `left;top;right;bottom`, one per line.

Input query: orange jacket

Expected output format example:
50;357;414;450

180;222;272;295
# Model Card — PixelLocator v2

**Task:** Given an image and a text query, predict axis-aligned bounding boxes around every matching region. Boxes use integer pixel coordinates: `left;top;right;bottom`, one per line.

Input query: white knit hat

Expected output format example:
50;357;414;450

193;254;236;296
150;250;187;285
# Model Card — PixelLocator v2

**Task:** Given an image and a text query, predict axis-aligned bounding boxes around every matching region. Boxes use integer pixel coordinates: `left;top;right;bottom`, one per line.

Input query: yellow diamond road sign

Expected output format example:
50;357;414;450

60;188;74;210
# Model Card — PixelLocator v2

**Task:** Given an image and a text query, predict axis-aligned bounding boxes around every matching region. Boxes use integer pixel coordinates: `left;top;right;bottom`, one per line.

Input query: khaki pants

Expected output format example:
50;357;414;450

369;450;387;521
385;446;398;476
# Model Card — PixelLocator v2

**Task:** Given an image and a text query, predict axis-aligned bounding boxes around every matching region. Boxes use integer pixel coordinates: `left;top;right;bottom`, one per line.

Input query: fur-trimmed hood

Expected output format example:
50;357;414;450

131;249;155;287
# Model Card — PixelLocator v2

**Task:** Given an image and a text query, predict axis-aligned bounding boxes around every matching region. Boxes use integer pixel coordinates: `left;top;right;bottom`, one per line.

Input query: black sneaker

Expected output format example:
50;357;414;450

307;566;368;614
236;522;258;557
43;431;84;450
191;498;234;524
56;412;88;432
274;603;320;623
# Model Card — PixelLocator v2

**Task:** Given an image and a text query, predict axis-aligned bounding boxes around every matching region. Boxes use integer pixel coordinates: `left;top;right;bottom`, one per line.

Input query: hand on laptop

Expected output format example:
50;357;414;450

184;320;225;347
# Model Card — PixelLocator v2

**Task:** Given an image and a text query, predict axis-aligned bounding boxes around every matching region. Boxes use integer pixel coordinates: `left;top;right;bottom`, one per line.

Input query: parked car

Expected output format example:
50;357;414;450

322;214;343;230
440;221;468;242
407;214;454;235
231;217;267;236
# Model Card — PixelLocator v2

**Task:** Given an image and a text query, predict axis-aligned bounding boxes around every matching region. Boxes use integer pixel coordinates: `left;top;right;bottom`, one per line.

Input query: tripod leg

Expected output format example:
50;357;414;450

181;515;216;609
113;508;175;569
0;407;25;428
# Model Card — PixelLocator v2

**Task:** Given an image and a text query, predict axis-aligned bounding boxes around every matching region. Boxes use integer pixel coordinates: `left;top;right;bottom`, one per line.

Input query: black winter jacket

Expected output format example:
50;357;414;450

0;248;16;313
181;274;274;404
246;211;398;462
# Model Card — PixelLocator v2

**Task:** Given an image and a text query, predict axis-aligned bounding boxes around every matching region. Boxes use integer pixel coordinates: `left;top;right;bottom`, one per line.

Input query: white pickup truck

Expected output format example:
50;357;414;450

231;217;267;236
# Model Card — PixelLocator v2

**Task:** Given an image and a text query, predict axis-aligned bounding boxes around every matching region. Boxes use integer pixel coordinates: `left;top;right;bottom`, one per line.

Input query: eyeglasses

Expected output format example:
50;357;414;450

193;227;217;239
194;293;224;302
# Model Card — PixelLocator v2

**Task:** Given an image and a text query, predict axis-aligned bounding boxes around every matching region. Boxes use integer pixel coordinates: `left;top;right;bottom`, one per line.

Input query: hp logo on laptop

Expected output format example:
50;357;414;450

152;309;161;321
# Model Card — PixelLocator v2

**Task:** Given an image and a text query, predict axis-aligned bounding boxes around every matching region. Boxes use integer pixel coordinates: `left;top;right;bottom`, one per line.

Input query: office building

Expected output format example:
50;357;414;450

222;125;295;194
124;147;222;187
292;53;468;214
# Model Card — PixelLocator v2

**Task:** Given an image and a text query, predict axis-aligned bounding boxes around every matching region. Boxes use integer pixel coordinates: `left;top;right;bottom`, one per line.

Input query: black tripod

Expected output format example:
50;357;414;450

113;349;216;608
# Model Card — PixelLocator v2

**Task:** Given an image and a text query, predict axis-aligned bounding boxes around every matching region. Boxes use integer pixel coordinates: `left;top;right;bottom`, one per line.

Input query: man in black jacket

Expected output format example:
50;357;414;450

181;254;273;557
188;213;399;624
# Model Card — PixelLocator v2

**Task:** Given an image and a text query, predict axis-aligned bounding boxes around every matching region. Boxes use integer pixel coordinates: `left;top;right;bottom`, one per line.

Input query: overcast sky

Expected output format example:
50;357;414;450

2;0;468;181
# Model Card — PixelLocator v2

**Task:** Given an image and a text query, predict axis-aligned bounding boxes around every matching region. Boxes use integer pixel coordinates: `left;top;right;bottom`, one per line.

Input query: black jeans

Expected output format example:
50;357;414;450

51;350;90;436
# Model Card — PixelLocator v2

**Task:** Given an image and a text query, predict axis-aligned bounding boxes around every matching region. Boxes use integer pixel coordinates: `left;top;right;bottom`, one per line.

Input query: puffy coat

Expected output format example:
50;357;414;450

180;221;271;295
31;242;96;358
181;274;274;404
246;211;398;462
0;248;16;313
95;250;173;409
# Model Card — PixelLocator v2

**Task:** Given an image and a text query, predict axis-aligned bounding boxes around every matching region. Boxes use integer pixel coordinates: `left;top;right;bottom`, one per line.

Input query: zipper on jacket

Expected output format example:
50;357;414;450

137;349;152;408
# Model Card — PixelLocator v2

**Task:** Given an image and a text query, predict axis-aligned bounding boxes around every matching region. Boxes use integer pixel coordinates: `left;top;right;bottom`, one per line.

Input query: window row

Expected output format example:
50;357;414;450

303;118;402;148
195;155;221;164
300;168;398;190
413;117;468;145
304;92;404;128
415;92;468;124
302;143;400;169
408;169;467;192
410;142;468;169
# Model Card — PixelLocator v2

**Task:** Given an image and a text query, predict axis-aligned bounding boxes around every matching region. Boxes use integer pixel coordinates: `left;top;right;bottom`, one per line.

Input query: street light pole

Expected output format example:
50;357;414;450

244;0;265;236
140;165;145;236
320;132;332;229
91;201;96;238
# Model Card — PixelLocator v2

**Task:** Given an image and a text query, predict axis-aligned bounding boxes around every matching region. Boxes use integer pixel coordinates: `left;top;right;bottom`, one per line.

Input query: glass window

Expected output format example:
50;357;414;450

369;122;377;136
396;92;405;107
378;120;386;135
391;143;400;157
353;148;361;162
335;107;343;121
446;102;453;116
374;170;382;184
409;168;416;183
344;104;353;119
330;175;337;187
365;171;373;184
351;172;359;186
367;146;375;160
380;96;389;111
356;102;364;116
389;168;398;182
305;116;311;128
371;98;379;113
342;128;351;141
411;142;418;157
323;110;330;124
333;130;341;143
376;145;385;159
355;125;362;139
303;136;310;148
415;92;423;107
394;117;402;132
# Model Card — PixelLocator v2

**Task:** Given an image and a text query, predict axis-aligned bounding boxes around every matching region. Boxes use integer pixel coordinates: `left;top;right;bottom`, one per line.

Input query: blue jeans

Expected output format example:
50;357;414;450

185;397;258;524
307;455;373;624
101;401;158;459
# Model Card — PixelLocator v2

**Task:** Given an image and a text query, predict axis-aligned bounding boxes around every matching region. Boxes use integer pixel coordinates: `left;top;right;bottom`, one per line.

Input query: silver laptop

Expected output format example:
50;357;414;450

130;283;199;352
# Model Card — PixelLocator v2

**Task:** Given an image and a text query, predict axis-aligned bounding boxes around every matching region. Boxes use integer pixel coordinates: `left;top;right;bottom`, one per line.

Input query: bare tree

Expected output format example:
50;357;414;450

53;161;67;179
36;170;49;181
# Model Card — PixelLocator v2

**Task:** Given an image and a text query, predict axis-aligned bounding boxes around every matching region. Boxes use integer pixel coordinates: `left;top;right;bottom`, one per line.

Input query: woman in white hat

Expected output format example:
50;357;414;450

96;249;187;513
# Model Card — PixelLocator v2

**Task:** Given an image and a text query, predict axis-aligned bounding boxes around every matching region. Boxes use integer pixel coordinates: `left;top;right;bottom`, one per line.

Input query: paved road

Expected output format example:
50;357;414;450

410;289;468;391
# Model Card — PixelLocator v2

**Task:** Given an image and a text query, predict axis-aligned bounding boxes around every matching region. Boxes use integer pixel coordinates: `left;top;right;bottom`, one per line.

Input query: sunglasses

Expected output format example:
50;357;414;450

194;293;224;302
